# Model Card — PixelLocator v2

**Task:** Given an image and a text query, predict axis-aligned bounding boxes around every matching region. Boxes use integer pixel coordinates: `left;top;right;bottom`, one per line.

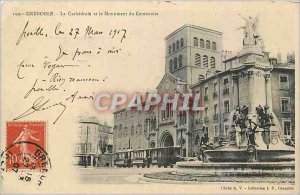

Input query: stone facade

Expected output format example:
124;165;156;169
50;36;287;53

74;116;113;166
113;107;157;152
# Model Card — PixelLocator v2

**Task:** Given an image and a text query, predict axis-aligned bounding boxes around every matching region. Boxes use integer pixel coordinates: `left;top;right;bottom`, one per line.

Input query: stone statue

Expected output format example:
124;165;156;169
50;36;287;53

246;119;258;146
237;14;264;49
233;105;249;128
233;105;249;148
256;105;274;128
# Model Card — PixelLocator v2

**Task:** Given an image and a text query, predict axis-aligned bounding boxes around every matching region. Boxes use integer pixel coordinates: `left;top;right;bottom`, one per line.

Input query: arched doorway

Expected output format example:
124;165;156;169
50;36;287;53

161;132;174;147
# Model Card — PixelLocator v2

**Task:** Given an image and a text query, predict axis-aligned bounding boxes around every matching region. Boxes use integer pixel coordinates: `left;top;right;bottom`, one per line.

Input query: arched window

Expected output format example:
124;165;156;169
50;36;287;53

203;55;208;67
168;45;171;54
179;55;183;67
176;40;180;50
210;57;216;68
195;54;201;66
169;60;173;72
193;37;198;47
180;38;184;48
212;42;216;50
206;40;211;49
174;57;178;70
200;39;204;48
150;142;155;148
172;43;175;52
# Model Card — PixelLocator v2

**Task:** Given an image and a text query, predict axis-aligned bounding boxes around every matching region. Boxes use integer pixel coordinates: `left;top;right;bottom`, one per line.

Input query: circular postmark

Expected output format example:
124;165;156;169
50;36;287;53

1;141;51;186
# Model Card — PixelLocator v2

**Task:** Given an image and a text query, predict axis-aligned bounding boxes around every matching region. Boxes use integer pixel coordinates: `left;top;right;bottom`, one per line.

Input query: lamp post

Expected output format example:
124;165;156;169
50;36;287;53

84;126;89;168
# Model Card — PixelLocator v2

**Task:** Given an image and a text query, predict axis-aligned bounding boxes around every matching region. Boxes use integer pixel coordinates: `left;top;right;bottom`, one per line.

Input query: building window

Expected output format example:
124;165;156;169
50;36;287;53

206;40;211;49
224;78;229;87
204;86;208;96
205;107;208;117
179;55;183;67
212;42;216;50
179;111;187;125
193;37;198;47
203;55;208;67
214;104;218;115
172;43;175;52
180;38;184;48
174;57;178;69
213;82;218;95
195;54;201;66
176;40;180;50
223;78;229;94
200;39;204;48
224;100;230;113
214;125;219;137
224;125;229;137
281;98;290;113
210;57;216;68
279;75;289;90
283;121;291;138
168;45;171;54
151;118;156;131
213;83;217;91
169;60;173;72
124;127;128;136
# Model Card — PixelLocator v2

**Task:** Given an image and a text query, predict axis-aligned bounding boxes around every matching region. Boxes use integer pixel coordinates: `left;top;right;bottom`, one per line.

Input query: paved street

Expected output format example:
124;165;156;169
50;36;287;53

76;166;175;184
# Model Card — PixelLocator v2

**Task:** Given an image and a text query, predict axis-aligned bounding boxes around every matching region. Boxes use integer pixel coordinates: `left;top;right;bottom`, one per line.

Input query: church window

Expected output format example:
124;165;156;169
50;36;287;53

200;39;204;48
193;37;198;47
206;40;211;49
203;55;208;67
179;55;183;67
195;54;201;66
210;57;216;68
180;38;184;48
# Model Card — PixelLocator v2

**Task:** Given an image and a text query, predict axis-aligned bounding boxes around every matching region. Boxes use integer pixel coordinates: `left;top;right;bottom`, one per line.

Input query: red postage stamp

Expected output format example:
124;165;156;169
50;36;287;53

5;121;49;170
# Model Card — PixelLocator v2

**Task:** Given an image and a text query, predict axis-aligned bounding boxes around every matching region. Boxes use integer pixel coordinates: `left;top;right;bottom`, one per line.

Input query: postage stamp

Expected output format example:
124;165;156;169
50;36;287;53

5;121;48;170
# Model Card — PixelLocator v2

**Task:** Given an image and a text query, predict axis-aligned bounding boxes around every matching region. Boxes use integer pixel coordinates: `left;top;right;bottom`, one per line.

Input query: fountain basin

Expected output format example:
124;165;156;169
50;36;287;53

203;147;295;162
176;161;295;176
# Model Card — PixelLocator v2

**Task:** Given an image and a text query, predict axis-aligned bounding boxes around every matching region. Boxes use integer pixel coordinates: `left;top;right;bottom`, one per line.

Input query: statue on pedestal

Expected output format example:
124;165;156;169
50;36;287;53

237;14;264;49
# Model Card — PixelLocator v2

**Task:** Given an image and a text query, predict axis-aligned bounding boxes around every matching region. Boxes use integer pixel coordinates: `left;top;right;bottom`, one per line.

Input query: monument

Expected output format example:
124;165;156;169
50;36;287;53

176;15;295;176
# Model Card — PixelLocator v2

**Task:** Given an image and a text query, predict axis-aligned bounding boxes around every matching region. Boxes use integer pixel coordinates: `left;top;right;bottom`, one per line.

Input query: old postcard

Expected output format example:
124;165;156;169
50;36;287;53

0;1;299;194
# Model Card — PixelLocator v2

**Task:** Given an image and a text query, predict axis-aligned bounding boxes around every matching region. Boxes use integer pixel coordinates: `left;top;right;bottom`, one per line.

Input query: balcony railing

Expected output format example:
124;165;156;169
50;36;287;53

204;95;209;101
213;92;218;98
223;88;230;95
